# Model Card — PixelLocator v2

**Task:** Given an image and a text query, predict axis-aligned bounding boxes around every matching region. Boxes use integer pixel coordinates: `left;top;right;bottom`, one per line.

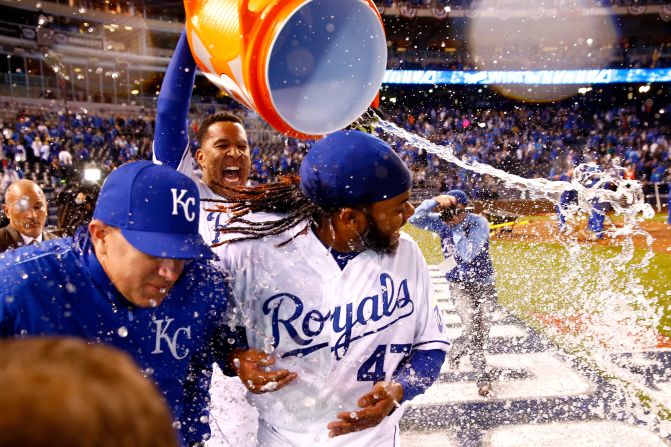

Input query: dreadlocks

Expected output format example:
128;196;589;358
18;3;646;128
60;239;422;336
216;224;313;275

202;175;324;246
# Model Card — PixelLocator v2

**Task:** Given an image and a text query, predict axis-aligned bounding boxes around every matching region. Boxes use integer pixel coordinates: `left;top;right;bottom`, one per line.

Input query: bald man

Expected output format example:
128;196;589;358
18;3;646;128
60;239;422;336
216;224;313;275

0;179;56;253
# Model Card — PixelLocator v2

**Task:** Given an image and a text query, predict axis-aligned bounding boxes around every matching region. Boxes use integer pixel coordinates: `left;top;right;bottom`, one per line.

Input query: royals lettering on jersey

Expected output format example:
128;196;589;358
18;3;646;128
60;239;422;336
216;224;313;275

264;273;414;360
222;225;450;445
207;210;227;245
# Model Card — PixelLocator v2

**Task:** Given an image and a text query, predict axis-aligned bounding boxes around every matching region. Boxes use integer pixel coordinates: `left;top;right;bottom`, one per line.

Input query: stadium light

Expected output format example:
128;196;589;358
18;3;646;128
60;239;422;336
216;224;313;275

84;168;102;182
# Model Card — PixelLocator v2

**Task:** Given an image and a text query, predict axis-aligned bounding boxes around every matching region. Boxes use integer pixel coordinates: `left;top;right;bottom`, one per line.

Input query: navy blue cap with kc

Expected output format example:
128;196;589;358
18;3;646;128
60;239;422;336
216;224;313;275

93;161;213;260
299;130;412;209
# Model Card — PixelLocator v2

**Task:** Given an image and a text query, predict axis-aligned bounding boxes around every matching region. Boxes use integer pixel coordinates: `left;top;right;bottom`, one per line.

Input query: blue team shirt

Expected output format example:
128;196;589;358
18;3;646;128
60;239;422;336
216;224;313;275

0;228;231;446
409;199;495;285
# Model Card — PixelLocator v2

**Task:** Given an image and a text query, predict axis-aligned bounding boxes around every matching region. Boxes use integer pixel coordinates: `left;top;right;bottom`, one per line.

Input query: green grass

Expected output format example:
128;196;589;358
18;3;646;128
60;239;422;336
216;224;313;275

406;220;671;418
404;223;671;337
651;212;670;223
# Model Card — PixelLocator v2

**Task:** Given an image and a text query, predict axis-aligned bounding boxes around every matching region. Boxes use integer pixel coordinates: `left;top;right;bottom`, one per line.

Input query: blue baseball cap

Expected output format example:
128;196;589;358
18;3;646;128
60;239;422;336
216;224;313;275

92;161;213;260
299;130;412;208
446;190;469;206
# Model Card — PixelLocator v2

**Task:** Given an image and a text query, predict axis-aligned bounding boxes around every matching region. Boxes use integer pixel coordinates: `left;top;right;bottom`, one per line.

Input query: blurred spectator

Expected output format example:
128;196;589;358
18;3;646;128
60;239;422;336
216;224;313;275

0;337;179;447
54;180;100;237
0;179;56;252
0;96;667;209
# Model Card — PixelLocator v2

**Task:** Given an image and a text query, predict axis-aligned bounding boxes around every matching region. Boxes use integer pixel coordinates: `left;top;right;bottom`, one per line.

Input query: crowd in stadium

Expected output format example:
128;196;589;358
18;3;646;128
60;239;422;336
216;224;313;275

384;98;671;198
1;96;669;206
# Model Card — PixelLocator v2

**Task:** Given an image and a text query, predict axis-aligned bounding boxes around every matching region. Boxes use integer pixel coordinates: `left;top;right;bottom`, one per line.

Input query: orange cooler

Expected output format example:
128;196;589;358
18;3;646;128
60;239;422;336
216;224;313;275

184;0;387;139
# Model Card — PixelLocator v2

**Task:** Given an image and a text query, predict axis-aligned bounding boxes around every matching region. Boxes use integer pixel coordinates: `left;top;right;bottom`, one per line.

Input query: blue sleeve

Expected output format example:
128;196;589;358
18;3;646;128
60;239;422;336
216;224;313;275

180;348;214;446
0;272;18;337
455;217;489;263
0;297;10;337
214;325;249;377
154;29;197;169
408;199;446;233
392;348;446;403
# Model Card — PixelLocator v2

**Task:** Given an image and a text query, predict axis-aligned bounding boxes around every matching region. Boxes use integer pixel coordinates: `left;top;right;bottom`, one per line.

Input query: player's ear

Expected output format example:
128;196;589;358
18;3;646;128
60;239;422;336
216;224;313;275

339;207;369;234
194;148;205;169
88;219;110;256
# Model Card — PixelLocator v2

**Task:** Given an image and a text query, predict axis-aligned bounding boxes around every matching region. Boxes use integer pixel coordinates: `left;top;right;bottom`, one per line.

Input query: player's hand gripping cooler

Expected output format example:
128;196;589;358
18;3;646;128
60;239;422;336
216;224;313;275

183;0;387;139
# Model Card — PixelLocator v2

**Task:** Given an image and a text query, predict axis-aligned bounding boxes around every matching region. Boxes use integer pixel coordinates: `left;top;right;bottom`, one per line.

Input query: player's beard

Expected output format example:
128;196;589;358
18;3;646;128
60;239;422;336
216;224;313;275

360;213;399;255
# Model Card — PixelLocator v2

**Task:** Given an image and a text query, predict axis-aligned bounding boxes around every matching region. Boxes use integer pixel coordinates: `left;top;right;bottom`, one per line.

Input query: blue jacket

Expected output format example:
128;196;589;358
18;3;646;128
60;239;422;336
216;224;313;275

0;229;231;446
409;199;494;285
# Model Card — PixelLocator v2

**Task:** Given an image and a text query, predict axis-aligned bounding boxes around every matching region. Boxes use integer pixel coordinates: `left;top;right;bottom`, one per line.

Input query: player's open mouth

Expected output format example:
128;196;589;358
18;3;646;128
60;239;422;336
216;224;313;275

222;166;241;185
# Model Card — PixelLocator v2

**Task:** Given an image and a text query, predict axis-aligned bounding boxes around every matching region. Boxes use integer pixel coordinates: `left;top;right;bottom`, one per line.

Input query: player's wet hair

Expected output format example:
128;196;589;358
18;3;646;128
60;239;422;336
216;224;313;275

204;175;324;246
196;112;244;146
205;176;398;254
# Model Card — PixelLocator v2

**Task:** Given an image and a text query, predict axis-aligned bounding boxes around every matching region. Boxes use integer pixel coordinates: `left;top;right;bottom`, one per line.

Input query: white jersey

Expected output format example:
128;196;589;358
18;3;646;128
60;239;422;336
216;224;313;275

174;147;233;246
221;223;449;446
163;145;259;447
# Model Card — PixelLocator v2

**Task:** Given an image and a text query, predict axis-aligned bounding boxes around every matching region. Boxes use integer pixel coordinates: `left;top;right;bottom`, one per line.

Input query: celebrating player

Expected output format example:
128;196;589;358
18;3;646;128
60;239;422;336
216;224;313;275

216;130;450;446
409;190;497;396
0;161;234;446
153;30;252;244
153;30;287;446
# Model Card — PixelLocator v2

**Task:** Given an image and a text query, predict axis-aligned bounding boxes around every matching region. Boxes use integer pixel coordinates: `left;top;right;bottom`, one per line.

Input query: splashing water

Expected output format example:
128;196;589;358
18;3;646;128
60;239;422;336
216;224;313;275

367;114;660;341
351;112;670;434
353;111;656;264
375;118;652;233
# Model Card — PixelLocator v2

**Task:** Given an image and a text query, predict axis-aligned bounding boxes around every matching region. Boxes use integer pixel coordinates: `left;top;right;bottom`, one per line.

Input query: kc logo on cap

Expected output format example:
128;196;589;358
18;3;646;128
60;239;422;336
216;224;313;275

171;188;196;222
93;161;213;260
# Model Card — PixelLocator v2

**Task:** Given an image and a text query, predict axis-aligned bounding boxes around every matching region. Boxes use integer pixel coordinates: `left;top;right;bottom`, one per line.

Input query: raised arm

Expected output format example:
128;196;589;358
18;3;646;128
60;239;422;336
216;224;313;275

153;30;197;169
407;198;446;233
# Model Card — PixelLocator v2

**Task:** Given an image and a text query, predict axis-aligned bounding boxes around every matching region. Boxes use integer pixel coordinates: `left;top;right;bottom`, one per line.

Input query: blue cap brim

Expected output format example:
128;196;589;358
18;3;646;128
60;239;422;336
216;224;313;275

121;228;215;260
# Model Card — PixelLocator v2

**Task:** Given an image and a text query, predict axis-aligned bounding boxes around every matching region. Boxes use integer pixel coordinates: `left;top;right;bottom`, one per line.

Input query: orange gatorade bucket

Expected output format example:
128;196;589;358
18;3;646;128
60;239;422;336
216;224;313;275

184;0;387;140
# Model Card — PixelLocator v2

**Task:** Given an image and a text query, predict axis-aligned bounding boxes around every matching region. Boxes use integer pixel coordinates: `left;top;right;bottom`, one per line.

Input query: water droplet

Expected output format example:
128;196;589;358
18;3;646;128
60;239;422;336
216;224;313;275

199;415;209;423
65;282;77;293
261;381;278;392
117;326;128;338
21;273;28;280
172;421;181;430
